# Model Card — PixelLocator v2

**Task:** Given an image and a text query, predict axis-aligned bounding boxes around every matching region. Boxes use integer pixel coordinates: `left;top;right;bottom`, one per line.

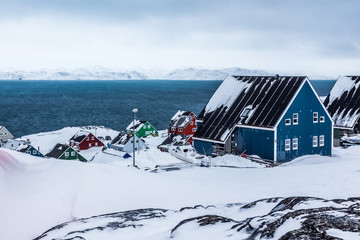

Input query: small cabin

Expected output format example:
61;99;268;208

46;143;87;162
168;111;197;138
126;120;158;138
158;134;192;152
193;75;333;162
0;126;14;142
323;76;360;146
110;132;147;153
17;145;44;158
1;139;30;150
69;131;104;151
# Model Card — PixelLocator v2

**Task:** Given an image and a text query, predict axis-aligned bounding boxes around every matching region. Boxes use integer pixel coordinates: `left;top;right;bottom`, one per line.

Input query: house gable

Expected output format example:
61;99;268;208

194;75;306;143
0;126;14;141
275;80;332;162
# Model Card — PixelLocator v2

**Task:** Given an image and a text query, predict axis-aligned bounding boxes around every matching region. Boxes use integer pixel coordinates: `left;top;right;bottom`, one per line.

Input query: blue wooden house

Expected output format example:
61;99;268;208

17;145;45;158
193;75;333;162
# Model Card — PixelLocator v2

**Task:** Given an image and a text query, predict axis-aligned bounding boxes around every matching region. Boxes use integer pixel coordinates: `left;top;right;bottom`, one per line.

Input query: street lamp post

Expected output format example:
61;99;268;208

132;108;138;167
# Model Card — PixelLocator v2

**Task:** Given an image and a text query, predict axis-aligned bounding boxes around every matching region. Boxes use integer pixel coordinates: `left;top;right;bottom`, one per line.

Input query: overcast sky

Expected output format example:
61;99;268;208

0;0;359;76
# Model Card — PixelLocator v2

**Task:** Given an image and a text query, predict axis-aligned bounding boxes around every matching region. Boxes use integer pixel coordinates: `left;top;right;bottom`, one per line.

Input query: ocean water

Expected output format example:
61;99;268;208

0;80;335;137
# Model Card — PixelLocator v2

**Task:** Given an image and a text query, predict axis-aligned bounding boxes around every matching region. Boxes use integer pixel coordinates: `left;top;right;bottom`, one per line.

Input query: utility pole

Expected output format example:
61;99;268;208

132;108;138;167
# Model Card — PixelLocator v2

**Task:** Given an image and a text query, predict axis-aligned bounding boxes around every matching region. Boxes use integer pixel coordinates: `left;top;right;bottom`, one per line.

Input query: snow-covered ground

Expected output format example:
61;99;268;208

1;127;360;239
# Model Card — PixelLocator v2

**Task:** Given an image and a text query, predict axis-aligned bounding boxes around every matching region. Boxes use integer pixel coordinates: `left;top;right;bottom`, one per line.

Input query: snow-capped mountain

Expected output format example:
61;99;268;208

0;67;271;80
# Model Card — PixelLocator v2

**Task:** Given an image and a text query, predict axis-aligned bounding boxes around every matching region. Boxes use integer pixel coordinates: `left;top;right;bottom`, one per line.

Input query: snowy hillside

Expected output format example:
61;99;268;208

1;128;360;239
0;67;271;80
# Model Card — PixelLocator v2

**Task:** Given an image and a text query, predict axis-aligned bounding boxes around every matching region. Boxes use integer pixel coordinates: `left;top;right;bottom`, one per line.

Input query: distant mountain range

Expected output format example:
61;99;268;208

0;67;332;80
0;67;270;80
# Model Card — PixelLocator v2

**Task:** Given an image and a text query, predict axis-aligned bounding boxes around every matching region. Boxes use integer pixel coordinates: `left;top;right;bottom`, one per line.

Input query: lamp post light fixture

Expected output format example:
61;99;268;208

132;108;138;167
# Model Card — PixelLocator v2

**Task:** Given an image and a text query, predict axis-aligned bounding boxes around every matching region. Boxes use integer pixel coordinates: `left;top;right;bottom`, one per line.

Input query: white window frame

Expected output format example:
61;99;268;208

171;127;176;131
71;151;75;156
33;150;36;154
65;152;69;157
320;116;325;123
86;137;89;141
313;112;318;123
319;135;324;146
285;139;291;151
89;143;92;147
313;136;318;147
192;128;197;132
190;121;193;125
143;125;146;129
293;113;298;125
293;138;298;150
148;125;151;129
178;128;183;132
91;136;94;140
285;119;291;126
95;142;98;146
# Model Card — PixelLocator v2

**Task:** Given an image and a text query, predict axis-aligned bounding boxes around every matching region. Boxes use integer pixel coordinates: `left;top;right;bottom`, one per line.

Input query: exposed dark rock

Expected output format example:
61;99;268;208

34;197;360;240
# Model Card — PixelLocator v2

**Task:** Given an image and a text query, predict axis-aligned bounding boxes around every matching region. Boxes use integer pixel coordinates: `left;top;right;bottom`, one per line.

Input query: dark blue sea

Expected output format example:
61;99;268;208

0;80;335;137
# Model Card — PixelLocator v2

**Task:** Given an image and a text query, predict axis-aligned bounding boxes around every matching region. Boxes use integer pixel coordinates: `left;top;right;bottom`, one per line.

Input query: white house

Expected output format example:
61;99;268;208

0;126;14;142
110;132;148;153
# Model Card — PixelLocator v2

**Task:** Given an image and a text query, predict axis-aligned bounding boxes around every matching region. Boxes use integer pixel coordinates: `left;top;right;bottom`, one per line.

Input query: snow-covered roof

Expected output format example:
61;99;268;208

111;132;144;146
70;130;90;143
324;76;360;129
195;75;307;142
45;143;69;158
169;111;195;128
16;144;31;153
159;134;191;147
126;120;146;132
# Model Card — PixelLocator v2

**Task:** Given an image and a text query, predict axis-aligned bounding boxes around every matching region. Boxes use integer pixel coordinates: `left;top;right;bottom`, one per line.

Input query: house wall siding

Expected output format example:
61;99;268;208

194;139;212;155
235;127;274;160
276;81;332;162
78;133;104;150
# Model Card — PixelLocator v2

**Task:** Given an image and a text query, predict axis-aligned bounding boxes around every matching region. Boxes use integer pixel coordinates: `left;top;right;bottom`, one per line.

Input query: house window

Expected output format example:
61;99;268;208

285;119;291;126
0;133;2;135
241;107;252;118
95;142;98;146
190;121;193;125
192;128;197;132
320;116;325;123
71;151;75;156
26;151;30;154
86;137;89;141
171;127;176;131
179;128;183;132
293;138;298;150
313;112;318;123
33;150;36;154
65;152;69;157
319;135;324;146
4;133;7;135
293;113;298;125
313;136;318;147
143;125;146;129
91;136;94;140
89;143;92;147
148;125;151;129
285;139;291;151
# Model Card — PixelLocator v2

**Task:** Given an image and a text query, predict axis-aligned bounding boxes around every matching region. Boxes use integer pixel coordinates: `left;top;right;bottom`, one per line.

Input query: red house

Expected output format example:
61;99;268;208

168;110;197;145
69;131;104;150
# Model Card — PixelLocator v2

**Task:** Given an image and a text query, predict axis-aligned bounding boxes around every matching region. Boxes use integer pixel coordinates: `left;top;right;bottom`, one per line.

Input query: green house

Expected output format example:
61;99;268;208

126;120;158;138
45;143;87;162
